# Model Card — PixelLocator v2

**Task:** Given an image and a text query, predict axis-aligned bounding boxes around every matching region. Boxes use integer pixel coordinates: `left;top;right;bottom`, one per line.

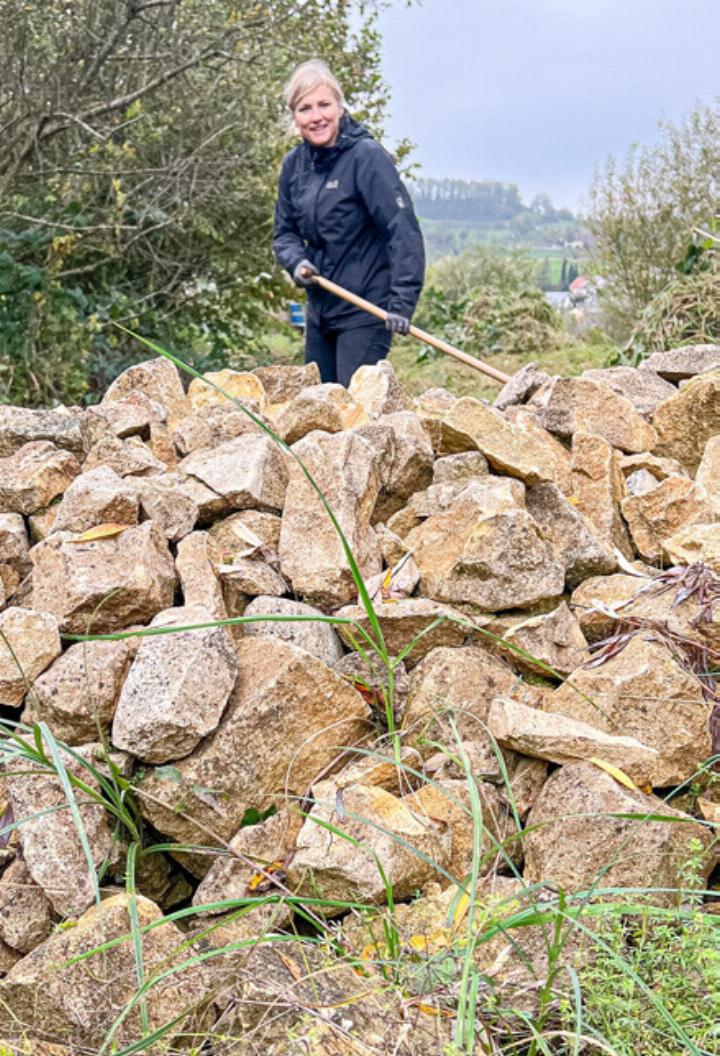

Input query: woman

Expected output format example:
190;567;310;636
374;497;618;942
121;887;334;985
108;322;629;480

274;60;425;387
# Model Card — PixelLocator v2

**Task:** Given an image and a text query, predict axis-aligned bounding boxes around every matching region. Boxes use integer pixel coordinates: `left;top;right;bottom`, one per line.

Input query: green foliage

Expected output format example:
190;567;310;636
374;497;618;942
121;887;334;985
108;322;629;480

589;98;720;339
0;0;395;406
560;912;720;1056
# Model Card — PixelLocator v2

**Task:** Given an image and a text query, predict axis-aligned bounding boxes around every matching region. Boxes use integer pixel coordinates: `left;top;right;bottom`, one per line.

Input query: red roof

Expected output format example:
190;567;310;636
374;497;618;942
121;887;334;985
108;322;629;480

569;275;589;292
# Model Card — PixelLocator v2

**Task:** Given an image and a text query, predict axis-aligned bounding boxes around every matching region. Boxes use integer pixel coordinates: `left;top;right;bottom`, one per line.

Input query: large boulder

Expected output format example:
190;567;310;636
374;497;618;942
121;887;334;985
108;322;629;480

112;605;238;763
524;761;713;904
30;521;176;634
279;430;382;608
0;607;61;708
136;638;371;846
175;531;227;618
252;361;321;404
662;522;720;572
0;442;80;515
495;602;590;677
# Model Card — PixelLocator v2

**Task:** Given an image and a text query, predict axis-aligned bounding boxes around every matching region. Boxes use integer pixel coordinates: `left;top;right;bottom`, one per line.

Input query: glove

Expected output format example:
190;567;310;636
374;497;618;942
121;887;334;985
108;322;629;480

292;259;319;288
385;312;410;335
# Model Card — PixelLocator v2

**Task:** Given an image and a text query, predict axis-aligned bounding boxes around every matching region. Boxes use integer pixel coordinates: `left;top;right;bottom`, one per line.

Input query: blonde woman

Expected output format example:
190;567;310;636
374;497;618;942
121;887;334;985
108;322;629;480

274;60;425;386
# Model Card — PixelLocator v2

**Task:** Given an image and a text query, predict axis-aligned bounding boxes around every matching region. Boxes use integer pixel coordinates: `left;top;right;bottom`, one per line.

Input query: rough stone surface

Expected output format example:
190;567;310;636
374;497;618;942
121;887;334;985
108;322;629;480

533;375;658;453
175;531;227;618
288;782;451;906
524;761;713;904
695;435;720;516
0;893;214;1049
276;383;367;444
0;406;83;458
5;741;115;916
640;344;720;381
102;356;190;429
525;482;617;589
493;362;551;411
0;607;61;707
188;368;267;412
406;489;564;612
112;604;238;763
82;434;166;477
550;635;714;786
432;450;489;484
0;860;54;954
662;523;720;572
621;475;714;561
279;430;382;608
131;472;199;541
336;598;474;667
30;520;176;634
0;442;80;515
0;514;31;601
137;638;371;845
171;404;264;457
487;697;659;784
652;370;720;471
83;389;164;441
359;410;435;522
253;361;321;404
581;366;676;418
348;360;410;418
441;396;555;483
571;432;634;558
24;638;132;744
504;405;574;494
51;464;139;533
242;595;345;665
496;602;590;677
180;434;288;512
412;386;457;452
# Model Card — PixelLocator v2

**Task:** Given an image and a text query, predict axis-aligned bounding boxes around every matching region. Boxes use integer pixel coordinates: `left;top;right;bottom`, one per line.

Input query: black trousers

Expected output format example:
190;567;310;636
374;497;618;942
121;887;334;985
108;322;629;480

305;319;392;387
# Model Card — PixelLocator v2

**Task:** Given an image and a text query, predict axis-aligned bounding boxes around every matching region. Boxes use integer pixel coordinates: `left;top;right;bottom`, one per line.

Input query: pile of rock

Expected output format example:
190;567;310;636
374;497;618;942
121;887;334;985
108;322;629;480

0;345;718;1049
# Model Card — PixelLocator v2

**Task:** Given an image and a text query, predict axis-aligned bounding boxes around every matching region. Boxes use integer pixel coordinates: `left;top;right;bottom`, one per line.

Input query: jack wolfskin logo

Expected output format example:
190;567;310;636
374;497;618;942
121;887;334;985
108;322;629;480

396;195;406;208
326;179;339;189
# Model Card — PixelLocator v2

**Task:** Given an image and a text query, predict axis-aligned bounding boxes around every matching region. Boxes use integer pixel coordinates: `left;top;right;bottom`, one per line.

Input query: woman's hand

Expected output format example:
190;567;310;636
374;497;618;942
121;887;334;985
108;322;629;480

385;312;410;335
293;259;319;287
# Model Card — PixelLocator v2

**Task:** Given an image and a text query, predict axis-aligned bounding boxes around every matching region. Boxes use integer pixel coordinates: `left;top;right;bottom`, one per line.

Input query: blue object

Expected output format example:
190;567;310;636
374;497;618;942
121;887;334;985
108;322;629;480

288;301;306;329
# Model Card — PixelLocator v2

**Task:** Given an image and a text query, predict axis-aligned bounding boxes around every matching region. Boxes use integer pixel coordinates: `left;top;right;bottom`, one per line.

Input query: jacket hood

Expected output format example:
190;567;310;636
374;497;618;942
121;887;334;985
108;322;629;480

305;113;373;169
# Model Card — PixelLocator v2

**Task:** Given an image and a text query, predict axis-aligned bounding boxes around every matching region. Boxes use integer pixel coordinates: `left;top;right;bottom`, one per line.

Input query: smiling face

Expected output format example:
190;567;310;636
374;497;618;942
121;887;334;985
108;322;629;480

293;83;343;148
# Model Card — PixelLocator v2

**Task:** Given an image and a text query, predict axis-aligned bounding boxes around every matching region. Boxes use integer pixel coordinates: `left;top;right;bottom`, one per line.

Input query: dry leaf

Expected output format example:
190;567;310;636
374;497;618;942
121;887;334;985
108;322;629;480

589;757;638;791
452;891;471;929
70;523;132;543
416;1003;453;1018
279;953;303;982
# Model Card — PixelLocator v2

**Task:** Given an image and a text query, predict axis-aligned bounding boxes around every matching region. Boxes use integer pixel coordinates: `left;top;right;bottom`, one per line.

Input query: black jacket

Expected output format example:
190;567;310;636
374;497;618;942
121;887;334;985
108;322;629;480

273;114;425;330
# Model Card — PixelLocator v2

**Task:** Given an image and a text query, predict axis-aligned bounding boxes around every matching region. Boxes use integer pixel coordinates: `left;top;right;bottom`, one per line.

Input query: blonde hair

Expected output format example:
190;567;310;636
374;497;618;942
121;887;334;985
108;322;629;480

284;59;345;115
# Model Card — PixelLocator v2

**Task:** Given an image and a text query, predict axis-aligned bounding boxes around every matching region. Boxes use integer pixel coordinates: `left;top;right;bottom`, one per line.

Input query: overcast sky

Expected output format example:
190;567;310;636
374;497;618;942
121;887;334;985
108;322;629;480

376;0;719;210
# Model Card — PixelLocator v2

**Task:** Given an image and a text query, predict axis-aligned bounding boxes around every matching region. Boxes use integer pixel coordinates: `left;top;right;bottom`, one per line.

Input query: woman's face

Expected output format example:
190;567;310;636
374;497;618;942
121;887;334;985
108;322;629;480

294;84;343;148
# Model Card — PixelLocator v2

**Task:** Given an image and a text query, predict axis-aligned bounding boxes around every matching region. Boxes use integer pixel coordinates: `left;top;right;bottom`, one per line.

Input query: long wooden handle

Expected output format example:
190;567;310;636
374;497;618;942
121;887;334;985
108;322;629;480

310;274;511;384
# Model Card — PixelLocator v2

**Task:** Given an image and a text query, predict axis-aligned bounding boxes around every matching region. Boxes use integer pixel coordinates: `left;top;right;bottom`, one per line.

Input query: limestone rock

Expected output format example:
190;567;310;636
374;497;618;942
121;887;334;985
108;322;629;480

571;432;634;558
131;472;199;541
171;403;264;457
504;404;574;494
0;442;80;515
406;489;564;612
276;383;367;444
619;451;687;484
102;356;190;429
51;465;139;534
0;514;31;598
533;376;658;453
288;782;451;907
176;473;228;523
6;740;115;916
219;556;289;612
432;450;488;484
112;604;238;763
175;531;227;618
497;602;590;677
524;761;713;904
641;344;720;381
242;596;345;666
621;475;714;562
412;386;457;452
279;430;381;608
581;366;676;418
0;893;213;1049
493;361;551;411
358;411;434;522
652;370;720;472
348;360;410;418
336;598;474;667
253;362;321;403
30;520;176;634
695;435;720;516
662;523;720;572
333;651;411;726
441;396;555;483
487;697;659;784
180;434;288;512
188;368;267;412
82;390;165;442
0;607;61;708
23;638;132;744
207;509;281;562
0;860;54;954
550;635;713;786
0;406;83;458
526;482;617;589
136;638;371;845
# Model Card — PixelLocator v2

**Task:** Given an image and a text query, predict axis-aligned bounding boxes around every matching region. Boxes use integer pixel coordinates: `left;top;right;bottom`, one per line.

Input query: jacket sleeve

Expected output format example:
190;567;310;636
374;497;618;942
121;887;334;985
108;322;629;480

273;155;307;277
355;143;425;318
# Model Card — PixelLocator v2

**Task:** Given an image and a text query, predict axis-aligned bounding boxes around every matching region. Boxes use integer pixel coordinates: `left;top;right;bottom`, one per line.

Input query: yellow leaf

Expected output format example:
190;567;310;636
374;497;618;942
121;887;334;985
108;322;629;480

381;567;393;592
567;495;580;506
408;928;450;952
589;757;638;791
279;953;303;982
417;1003;453;1018
246;859;284;891
452;891;471;929
70;523;133;543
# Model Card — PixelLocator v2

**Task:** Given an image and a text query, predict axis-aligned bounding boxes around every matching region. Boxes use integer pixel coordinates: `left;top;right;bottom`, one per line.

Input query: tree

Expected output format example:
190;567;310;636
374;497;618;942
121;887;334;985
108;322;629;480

589;99;720;338
0;0;397;405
